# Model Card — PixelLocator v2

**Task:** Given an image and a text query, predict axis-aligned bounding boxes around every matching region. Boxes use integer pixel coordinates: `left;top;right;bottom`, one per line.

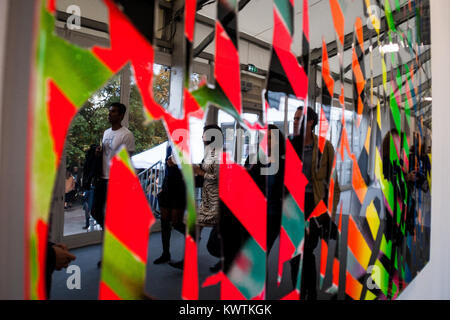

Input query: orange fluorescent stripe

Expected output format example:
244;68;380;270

345;271;363;300
352;50;366;95
347;215;371;269
322;39;335;97
355;18;364;49
333;258;340;287
351;154;368;203
329;0;345;45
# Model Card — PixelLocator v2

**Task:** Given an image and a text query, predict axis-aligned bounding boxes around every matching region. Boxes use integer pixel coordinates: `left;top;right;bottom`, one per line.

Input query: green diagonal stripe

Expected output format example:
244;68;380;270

101;231;146;300
389;91;401;133
41;9;112;106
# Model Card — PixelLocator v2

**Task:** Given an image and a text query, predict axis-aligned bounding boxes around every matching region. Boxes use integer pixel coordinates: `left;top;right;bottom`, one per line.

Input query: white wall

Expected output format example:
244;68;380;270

398;0;450;300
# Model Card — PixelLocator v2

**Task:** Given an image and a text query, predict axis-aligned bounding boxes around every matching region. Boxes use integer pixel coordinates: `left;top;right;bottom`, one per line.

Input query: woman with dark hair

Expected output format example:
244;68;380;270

290;106;340;300
153;144;186;265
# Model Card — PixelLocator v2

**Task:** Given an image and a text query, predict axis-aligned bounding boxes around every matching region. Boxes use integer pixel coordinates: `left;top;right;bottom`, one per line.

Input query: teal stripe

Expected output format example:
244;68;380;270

281;193;305;251
229;237;266;299
274;0;294;35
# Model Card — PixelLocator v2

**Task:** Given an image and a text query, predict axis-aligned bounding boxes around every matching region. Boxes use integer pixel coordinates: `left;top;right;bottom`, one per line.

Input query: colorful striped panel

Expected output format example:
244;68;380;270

272;0;308;99
278;194;305;286
100;148;155;299
352;18;366;125
27;3;114;299
219;153;267;251
214;21;242;115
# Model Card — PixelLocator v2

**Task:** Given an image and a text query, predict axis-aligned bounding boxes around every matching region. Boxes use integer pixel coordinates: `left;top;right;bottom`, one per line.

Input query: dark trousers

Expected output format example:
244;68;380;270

91;179;108;229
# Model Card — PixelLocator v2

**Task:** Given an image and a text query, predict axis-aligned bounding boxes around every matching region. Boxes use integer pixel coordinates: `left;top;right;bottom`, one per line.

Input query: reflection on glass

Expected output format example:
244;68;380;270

63;75;121;236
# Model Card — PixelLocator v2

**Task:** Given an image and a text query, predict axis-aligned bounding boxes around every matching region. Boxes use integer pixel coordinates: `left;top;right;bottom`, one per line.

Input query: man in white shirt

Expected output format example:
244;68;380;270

91;102;135;231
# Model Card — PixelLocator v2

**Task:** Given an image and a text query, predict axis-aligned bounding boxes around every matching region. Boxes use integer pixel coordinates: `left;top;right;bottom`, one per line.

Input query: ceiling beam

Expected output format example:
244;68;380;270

193;0;254;57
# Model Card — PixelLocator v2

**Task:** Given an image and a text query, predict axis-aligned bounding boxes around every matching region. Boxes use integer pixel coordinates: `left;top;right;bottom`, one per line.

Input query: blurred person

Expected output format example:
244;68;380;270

81;144;101;229
91;102;135;267
64;169;76;209
289;106;340;300
91;102;135;229
193;124;223;272
153;144;186;266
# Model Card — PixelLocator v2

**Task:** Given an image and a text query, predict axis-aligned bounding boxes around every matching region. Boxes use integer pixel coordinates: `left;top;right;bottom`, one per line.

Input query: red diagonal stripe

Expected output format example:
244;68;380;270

219;153;267;251
303;0;310;42
105;155;154;262
309;200;328;220
281;289;300;300
221;272;247;300
46;80;77;169
37;219;48;300
182;235;199;300
215;21;242;114
284;139;308;212
184;0;197;42
320;239;329;278
99;281;121;300
273;11;308;100
277;226;296;285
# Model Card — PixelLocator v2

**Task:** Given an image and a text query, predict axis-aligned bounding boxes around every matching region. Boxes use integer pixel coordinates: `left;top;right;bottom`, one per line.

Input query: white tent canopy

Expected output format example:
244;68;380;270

131;141;168;170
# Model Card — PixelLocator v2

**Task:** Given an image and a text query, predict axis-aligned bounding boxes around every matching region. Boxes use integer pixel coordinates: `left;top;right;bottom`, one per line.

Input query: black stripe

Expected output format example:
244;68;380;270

218;0;238;48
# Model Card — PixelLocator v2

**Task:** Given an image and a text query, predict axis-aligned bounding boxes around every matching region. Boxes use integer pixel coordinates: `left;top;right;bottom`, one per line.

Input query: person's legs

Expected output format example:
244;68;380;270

171;208;186;235
154;206;172;264
91;179;108;229
167;207;186;269
82;197;90;229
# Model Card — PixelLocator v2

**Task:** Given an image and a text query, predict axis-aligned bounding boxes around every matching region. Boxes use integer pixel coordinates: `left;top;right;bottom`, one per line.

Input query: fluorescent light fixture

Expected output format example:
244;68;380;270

379;42;400;54
424;97;432;102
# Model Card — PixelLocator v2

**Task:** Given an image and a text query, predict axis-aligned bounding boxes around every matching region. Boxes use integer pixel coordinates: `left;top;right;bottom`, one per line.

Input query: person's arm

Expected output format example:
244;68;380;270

70;176;75;191
124;132;135;157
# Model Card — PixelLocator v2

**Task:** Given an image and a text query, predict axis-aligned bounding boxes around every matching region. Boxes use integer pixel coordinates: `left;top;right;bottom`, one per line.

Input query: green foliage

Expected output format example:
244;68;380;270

65;70;169;168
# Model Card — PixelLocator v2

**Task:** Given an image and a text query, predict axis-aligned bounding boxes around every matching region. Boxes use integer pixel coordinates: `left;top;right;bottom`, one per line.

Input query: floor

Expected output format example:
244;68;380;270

63;198;102;236
50;226;295;300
